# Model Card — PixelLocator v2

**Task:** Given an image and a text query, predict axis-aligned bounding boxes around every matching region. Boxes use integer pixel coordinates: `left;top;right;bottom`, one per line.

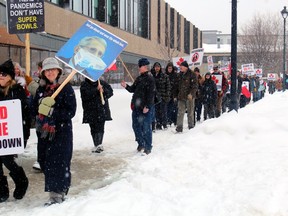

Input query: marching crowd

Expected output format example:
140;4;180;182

0;56;275;206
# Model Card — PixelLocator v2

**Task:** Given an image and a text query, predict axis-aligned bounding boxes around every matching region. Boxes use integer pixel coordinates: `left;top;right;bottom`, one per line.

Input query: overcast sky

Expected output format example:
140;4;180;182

165;0;287;34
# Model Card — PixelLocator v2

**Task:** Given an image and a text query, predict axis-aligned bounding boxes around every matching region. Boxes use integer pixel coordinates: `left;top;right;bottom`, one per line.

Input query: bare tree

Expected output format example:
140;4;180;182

238;13;282;76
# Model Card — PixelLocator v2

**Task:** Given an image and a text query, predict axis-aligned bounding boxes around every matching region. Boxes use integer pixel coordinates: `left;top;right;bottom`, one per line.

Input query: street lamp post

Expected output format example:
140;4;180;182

281;6;288;91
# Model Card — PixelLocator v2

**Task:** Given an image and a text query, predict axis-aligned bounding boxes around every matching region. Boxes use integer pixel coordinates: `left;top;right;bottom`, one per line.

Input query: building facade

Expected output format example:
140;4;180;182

0;0;202;83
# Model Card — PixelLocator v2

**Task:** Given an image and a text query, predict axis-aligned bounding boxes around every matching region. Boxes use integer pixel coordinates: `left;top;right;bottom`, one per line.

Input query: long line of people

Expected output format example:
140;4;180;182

0;57;274;206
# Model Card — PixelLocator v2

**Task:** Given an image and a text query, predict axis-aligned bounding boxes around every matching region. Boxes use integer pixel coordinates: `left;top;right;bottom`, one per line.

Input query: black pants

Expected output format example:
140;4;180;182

0;155;21;176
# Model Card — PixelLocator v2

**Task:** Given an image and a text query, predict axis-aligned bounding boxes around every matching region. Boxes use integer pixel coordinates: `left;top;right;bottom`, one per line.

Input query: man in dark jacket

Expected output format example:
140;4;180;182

174;61;198;132
121;58;156;155
165;63;178;126
80;78;113;153
151;62;171;130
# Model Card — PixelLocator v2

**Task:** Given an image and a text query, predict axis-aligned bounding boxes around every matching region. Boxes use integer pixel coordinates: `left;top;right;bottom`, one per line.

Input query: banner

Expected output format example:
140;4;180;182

56;20;128;81
190;48;204;66
172;56;192;70
6;0;45;34
0;100;24;156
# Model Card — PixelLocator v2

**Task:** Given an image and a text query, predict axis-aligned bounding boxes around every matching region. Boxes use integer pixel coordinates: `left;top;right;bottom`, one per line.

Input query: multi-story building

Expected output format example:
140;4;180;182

0;0;202;83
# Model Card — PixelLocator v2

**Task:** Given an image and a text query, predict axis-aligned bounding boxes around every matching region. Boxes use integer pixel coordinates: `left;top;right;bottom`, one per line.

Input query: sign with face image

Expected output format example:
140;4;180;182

56;20;128;81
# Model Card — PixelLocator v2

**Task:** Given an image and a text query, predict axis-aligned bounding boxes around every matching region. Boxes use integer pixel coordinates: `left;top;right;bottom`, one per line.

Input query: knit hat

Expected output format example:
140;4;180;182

180;61;189;68
0;59;15;79
41;57;63;76
138;58;150;68
194;67;200;72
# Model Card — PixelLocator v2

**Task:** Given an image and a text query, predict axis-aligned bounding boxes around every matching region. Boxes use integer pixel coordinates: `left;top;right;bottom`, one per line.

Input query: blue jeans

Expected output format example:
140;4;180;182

132;108;153;151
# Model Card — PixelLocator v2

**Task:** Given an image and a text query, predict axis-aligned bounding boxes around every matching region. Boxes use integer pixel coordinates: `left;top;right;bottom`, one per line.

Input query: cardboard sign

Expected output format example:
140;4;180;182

6;0;45;34
267;73;277;81
0;99;24;156
212;74;223;91
56;20;128;81
241;63;255;75
254;68;263;77
207;55;214;71
190;48;204;66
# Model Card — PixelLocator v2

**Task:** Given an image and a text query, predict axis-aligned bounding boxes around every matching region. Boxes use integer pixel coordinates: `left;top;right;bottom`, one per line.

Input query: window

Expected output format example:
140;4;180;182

170;8;175;49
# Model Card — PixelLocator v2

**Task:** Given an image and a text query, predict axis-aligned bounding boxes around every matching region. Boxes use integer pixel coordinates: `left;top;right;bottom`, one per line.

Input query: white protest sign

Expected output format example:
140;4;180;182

207;55;214;71
0;99;24;156
212;74;223;91
190;48;204;66
254;68;263;77
241;63;255;75
267;73;277;81
172;56;192;70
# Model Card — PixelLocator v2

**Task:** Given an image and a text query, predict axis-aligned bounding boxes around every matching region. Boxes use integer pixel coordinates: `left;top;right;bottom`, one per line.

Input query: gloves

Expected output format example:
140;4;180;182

38;97;55;116
187;94;193;101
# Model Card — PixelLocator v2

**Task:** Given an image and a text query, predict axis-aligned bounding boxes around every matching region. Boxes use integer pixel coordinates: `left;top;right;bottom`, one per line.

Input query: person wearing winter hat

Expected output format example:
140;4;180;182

0;59;30;203
180;60;189;68
151;61;171;131
174;60;198;132
121;58;156;155
33;57;76;205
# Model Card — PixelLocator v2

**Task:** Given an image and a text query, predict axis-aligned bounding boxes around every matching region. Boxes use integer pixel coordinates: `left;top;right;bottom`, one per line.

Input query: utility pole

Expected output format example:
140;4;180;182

229;0;238;111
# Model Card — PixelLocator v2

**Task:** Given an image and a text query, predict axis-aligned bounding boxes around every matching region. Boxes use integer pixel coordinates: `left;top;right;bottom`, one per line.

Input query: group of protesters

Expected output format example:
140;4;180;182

0;56;276;206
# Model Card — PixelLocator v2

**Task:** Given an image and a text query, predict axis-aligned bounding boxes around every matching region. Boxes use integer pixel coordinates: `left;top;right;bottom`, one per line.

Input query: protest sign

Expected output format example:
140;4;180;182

56;20;128;81
212;74;223;91
6;0;45;34
0;100;24;156
190;48;204;66
172;56;192;70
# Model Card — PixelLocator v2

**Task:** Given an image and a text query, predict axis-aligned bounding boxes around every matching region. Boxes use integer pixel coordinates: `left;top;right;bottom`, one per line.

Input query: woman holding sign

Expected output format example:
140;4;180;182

0;59;30;203
33;57;76;205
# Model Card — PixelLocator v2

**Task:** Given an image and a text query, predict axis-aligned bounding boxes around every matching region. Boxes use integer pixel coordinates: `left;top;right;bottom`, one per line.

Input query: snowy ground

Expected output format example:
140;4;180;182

1;88;288;216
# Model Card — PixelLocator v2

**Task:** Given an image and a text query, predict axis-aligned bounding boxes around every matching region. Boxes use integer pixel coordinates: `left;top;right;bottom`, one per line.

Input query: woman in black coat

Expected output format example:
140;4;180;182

0;59;30;202
201;72;218;120
33;57;76;205
80;78;113;153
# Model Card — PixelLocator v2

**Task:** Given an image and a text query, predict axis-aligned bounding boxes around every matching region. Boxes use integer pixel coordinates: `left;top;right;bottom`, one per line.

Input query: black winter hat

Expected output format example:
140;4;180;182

0;59;15;79
138;58;150;67
180;61;189;68
194;67;200;72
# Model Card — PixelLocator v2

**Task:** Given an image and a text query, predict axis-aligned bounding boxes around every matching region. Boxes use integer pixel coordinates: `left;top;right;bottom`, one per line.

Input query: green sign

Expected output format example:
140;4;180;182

6;0;45;34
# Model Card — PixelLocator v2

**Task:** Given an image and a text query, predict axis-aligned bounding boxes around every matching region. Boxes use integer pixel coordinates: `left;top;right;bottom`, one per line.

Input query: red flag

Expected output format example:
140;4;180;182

105;59;117;72
242;86;251;98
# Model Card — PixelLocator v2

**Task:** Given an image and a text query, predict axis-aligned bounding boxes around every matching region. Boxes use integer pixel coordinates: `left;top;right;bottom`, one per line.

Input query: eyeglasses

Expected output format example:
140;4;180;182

0;72;8;77
45;68;58;73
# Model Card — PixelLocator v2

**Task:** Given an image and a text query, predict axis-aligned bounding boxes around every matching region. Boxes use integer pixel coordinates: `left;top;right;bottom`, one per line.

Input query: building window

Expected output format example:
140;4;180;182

184;19;190;54
165;3;168;47
193;26;198;49
157;0;161;44
72;0;83;14
170;8;174;49
177;12;181;51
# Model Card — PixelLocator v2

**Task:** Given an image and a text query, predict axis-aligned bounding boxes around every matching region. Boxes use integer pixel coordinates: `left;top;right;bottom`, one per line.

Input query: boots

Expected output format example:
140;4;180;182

0;176;9;202
92;132;104;153
9;167;29;200
44;191;65;206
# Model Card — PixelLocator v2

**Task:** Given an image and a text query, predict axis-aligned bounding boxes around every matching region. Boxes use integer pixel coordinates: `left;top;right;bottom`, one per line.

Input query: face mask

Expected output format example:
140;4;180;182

74;48;107;70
